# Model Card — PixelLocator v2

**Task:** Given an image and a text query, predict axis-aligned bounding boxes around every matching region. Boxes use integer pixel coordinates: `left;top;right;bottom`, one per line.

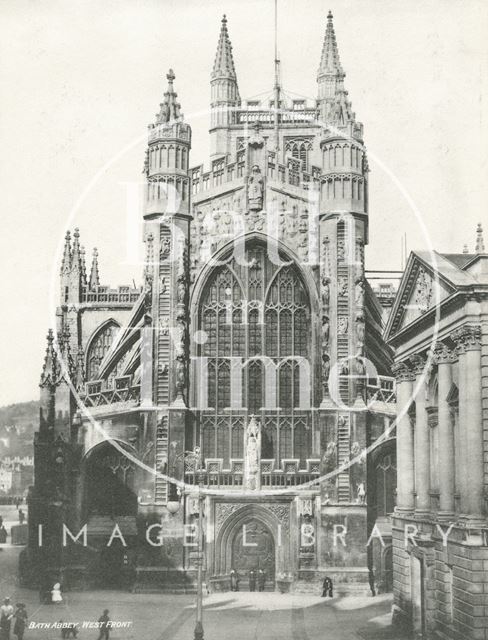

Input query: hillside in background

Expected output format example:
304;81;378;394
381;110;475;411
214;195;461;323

0;401;38;432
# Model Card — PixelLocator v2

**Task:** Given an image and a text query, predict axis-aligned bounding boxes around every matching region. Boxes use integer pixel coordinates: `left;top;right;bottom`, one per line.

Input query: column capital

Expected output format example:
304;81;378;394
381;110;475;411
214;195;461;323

409;354;429;377
429;341;456;365
391;361;415;383
451;324;481;354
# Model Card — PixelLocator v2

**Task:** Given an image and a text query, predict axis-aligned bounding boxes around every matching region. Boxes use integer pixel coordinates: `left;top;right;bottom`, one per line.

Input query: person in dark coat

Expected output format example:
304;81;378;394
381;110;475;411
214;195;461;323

248;569;256;592
229;569;239;592
96;610;110;640
0;526;7;544
13;604;27;640
368;570;376;597
321;576;333;598
0;598;14;640
257;569;266;592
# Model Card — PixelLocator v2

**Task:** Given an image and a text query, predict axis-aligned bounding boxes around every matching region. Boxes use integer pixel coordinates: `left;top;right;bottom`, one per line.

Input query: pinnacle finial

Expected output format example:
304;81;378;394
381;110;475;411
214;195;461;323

156;68;182;124
61;230;72;274
475;222;485;253
89;247;100;289
318;9;344;78
327;10;333;19
212;13;238;81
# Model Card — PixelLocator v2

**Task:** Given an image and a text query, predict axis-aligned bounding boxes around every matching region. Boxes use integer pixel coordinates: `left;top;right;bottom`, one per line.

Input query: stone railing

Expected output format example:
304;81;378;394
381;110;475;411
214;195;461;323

81;286;142;305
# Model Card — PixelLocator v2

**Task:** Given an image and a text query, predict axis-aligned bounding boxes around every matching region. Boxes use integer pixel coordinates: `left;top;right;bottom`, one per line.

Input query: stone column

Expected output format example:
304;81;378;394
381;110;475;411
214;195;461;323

454;326;483;522
392;361;415;513
411;355;431;517
432;342;455;520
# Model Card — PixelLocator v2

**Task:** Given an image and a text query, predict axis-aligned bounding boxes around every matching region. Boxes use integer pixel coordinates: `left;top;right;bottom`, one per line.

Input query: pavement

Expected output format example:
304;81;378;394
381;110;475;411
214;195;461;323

0;543;413;640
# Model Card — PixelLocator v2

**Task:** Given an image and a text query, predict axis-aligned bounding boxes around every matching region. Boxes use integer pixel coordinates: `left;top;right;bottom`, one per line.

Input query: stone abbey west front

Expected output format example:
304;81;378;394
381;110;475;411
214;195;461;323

24;12;396;594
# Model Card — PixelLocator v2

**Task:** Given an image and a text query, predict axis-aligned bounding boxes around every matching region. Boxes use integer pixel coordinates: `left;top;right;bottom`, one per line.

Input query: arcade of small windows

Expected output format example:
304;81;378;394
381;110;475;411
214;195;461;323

196;244;313;468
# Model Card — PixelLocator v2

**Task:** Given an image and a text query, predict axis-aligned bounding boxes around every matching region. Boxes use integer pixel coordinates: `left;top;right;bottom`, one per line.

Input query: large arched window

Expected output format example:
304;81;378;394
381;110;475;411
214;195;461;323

196;244;312;468
86;320;120;381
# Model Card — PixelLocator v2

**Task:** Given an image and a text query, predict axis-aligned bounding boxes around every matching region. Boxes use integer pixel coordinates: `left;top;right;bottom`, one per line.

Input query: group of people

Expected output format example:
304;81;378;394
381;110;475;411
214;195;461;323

0;599;27;640
229;568;267;592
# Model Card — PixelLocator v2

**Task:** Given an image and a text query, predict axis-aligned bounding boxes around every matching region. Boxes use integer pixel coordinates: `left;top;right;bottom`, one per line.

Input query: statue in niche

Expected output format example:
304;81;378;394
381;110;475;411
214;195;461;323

247;165;264;212
321;316;329;347
322;353;330;393
355;278;365;307
321;275;330;309
244;416;261;490
357;314;365;346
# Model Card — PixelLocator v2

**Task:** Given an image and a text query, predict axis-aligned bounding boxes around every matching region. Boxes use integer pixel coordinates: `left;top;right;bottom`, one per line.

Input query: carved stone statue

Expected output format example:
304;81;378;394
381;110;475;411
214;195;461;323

244;416;261;490
247;165;264;212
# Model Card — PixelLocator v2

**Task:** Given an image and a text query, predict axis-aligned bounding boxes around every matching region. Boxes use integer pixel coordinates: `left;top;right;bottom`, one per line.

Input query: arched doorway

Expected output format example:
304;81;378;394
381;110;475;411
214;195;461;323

231;519;275;590
84;441;137;517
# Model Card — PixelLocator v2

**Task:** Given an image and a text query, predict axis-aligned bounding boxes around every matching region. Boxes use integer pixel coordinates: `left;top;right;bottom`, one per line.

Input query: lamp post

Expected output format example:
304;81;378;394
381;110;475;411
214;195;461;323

194;470;205;640
164;449;205;640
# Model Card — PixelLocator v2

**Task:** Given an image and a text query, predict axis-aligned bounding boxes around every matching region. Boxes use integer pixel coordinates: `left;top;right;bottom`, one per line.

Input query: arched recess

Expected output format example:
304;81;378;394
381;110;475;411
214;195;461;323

212;503;289;578
190;234;319;466
85;319;121;381
82;439;138;517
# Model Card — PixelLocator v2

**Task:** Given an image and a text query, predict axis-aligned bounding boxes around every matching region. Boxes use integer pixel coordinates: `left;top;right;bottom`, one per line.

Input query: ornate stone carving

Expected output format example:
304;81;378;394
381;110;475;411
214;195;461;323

391;361;415;383
298;498;313;517
215;503;242;533
338;276;348;297
267;504;290;533
451;325;481;353
337;316;348;334
247;164;264;211
430;341;455;365
244;416;261;490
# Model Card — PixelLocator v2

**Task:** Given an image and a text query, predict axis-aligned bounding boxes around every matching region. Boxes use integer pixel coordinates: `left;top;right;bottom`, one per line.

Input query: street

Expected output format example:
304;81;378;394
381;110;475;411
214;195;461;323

0;545;412;640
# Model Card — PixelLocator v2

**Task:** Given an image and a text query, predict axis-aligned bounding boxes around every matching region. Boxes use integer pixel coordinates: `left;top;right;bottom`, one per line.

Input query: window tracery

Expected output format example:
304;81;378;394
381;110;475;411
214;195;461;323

197;244;312;467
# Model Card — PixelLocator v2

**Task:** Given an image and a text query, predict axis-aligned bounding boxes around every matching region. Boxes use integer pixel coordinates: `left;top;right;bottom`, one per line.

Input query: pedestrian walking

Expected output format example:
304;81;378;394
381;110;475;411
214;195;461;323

96;610;110;640
13;604;27;640
229;569;239;592
0;598;14;640
0;526;7;544
248;569;256;592
321;576;333;598
18;511;25;526
257;569;266;592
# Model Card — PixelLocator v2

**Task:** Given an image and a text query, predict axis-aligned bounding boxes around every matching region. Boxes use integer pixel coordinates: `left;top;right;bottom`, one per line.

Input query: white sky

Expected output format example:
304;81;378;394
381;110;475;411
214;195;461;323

0;0;487;405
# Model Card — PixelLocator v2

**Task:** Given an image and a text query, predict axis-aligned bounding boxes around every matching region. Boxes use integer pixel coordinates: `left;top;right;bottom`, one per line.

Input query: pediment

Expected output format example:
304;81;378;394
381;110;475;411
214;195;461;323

386;254;455;338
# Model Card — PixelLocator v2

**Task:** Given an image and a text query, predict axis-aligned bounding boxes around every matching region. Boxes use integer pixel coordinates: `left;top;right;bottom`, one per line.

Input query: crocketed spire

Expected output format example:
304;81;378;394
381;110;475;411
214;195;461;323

212;15;238;80
156;69;182;124
475;223;485;253
89;247;100;290
317;11;345;80
60;231;72;274
71;228;82;272
40;329;59;388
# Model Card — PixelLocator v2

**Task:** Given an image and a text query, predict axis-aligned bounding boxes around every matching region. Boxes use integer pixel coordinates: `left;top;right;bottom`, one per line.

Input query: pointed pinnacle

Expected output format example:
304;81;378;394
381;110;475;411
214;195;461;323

89;247;100;289
318;9;344;79
156;68;182;124
212;13;238;80
61;230;72;274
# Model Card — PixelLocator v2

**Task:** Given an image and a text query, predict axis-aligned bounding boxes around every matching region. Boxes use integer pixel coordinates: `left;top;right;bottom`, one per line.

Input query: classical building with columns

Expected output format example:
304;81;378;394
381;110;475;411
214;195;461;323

385;228;488;639
24;12;397;595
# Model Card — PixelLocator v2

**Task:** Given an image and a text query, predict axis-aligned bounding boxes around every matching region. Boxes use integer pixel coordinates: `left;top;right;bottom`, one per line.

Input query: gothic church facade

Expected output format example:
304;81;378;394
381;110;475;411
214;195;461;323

25;12;396;594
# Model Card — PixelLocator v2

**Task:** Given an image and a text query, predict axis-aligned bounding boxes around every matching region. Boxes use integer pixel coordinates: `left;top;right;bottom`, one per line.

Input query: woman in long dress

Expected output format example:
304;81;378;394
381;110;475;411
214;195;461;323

51;583;63;604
